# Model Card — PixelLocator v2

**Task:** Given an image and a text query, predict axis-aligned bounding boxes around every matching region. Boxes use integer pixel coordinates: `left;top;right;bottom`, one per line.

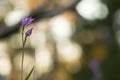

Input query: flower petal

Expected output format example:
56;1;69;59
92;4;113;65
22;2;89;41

22;17;34;26
25;28;33;36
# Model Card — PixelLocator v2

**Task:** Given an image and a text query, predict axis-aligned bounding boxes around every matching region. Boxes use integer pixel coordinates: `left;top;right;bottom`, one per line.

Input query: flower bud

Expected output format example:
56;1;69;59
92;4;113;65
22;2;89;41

25;28;33;36
22;17;34;26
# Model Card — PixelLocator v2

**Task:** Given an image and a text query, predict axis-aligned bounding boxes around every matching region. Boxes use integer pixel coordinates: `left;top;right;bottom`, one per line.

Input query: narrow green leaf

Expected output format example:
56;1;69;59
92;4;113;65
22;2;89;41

25;66;34;80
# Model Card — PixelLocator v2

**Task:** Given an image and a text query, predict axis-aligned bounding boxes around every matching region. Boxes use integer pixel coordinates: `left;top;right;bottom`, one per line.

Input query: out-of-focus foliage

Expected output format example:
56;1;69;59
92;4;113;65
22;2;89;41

0;0;120;80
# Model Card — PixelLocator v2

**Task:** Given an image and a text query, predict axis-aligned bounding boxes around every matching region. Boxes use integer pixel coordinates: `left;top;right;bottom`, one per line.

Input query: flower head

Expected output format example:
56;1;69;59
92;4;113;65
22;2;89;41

89;60;100;72
22;17;34;26
25;28;33;36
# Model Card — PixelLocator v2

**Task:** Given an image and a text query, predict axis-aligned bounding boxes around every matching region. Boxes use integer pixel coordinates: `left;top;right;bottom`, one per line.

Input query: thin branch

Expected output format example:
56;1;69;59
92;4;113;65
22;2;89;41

0;0;80;39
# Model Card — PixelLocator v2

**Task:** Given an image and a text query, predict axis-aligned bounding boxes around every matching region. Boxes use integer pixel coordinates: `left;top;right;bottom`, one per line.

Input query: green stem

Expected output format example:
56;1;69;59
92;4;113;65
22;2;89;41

33;53;36;80
21;25;26;80
22;25;25;44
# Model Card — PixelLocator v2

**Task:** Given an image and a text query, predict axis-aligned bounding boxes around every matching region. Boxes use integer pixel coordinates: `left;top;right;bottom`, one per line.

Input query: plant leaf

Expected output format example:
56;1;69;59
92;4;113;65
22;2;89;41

25;66;34;80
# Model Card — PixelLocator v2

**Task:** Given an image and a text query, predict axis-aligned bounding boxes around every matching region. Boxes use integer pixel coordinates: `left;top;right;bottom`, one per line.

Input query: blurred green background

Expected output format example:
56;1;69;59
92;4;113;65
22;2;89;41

0;0;120;80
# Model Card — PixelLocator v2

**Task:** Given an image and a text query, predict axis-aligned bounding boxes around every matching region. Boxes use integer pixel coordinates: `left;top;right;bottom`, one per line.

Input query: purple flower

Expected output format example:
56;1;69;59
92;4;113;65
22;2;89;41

25;28;33;36
89;60;103;80
89;60;100;72
22;17;34;26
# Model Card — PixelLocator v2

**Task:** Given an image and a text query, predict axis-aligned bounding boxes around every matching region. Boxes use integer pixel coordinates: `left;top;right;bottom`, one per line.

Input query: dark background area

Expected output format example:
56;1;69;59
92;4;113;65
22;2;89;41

0;0;120;80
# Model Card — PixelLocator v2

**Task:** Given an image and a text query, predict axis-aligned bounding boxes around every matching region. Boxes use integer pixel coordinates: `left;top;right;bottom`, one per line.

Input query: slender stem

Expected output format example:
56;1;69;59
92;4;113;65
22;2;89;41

33;51;36;80
22;25;25;44
23;36;27;47
21;25;25;80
